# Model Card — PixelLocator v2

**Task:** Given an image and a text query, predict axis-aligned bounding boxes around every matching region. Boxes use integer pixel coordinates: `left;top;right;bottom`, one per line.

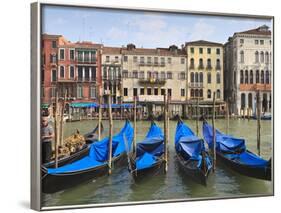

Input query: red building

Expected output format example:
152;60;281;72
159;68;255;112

41;34;102;105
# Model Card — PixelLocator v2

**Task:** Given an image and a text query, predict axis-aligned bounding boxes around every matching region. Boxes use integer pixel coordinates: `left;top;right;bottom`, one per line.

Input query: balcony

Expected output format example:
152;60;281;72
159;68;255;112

189;82;204;88
189;64;195;70
139;78;166;85
206;65;212;70
239;83;271;91
198;65;204;70
216;65;221;70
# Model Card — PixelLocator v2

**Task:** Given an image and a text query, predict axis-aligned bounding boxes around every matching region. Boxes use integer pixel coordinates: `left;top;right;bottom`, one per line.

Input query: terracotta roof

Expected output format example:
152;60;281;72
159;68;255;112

102;47;122;54
59;41;103;49
234;25;271;36
120;47;186;56
42;33;62;39
185;40;223;47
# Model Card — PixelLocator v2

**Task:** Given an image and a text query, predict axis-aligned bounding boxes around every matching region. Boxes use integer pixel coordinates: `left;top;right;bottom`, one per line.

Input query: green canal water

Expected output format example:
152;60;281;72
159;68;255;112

42;119;273;207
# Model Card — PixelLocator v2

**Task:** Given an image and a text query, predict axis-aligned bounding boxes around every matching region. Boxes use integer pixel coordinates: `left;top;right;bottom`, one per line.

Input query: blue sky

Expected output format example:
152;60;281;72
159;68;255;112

42;5;272;48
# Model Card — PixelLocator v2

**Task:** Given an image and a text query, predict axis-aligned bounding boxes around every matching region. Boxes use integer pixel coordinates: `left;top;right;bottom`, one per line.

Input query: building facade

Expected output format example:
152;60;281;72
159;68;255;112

224;25;272;115
41;34;102;105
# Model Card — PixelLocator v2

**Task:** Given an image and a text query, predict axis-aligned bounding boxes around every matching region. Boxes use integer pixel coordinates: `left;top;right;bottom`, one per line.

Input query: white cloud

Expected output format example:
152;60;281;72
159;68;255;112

106;27;128;41
187;19;216;41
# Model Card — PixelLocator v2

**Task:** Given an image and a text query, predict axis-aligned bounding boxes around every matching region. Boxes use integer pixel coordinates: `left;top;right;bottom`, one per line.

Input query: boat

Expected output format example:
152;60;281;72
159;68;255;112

128;121;165;181
252;112;272;120
42;120;134;193
202;121;271;181
175;120;212;185
43;123;104;169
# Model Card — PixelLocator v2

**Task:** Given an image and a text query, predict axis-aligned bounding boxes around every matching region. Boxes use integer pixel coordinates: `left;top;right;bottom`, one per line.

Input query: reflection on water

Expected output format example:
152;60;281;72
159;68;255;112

42;119;273;207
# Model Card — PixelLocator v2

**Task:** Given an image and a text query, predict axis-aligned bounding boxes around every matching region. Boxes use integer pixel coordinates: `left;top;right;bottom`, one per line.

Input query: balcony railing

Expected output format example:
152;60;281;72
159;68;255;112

206;65;212;70
189;82;204;88
216;65;221;70
139;78;166;85
198;65;204;70
189;64;195;69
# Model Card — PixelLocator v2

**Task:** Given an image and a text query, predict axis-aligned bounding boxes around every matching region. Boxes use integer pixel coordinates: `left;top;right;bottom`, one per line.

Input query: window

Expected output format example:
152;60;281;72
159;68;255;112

154;57;158;64
250;70;253;84
123;88;128;96
122;70;128;78
199;58;204;69
199;48;203;54
234;71;237;84
147;71;152;78
140;88;145;95
260;40;264;45
195;73;199;83
207;48;211;54
191;89;194;98
106;56;110;62
160;71;166;79
139;71;144;79
181;58;185;64
78;67;83;80
190;58;195;69
199;89;203;97
91;51;96;62
70;49;75;60
216;73;221;84
140;57;145;64
260;52;264;63
90;86;96;99
195;89;198;97
240;51;244;63
147;57;152;64
207;59;212;69
255;51;259;63
50;54;57;63
168;89;172;97
154;71;159;79
265;52;269;63
123;55;128;62
207;90;211;99
190;47;194;54
167;72;173;79
245;70;248;84
133;88;138;97
216;59;221;70
261;70;264;84
199;72;203;83
256;70;260;83
179;72;185;80
132;70;138;78
168;57;172;64
161;57;165;65
240;39;244;44
266;70;270;84
147;88;152;95
154;88;158;95
115;56;119;62
255;40;259;45
77;51;83;62
84;67;90;80
181;89;185;97
133;56;138;63
217;90;221;99
240;70;244;84
91;67;96;80
70;66;75;79
52;41;57;48
190;72;194;83
161;89;165;96
216;48;220;55
84;52;90;62
60;66;65;78
77;86;83;98
207;73;211;84
59;49;65;60
51;70;57;82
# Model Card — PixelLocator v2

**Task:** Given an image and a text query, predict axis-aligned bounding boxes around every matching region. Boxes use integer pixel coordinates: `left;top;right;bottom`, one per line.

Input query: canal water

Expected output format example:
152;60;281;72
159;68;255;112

42;119;273;207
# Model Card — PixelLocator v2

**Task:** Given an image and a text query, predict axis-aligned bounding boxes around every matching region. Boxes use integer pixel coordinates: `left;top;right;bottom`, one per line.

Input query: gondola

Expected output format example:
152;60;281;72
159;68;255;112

252;113;272;120
202;121;271;181
128;121;165;181
43;123;104;169
175;120;212;185
42;120;134;193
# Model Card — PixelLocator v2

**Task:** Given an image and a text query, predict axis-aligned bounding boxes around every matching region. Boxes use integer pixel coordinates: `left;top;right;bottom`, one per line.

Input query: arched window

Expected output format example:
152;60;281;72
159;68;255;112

240;50;244;63
250;70;253;84
60;66;64;78
255;51;259;63
195;73;199;82
241;93;246;109
207;73;211;84
266;70;270;84
216;59;221;70
261;70;264;84
245;70;248;84
248;93;253;108
265;52;269;64
217;89;221;99
207;58;212;69
199;89;203;97
195;89;199;97
190;72;194;83
199;58;204;69
207;90;211;99
256;70;260;83
190;58;195;68
191;89;194;97
260;51;264;63
240;70;244;84
216;72;221;84
199;72;203;83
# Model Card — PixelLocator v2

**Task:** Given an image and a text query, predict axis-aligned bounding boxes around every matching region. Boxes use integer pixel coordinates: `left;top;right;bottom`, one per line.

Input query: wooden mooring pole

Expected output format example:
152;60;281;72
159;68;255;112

196;98;199;136
98;93;102;141
108;93;113;175
59;91;67;147
257;92;261;156
133;96;137;154
226;102;229;134
54;92;59;168
212;92;216;172
164;92;168;173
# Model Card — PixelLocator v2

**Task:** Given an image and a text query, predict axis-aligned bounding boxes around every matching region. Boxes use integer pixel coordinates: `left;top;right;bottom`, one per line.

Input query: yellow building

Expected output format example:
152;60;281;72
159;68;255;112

186;40;224;102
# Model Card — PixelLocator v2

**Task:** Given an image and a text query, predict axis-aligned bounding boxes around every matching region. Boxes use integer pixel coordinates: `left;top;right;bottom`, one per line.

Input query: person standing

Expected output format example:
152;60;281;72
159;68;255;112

41;116;54;164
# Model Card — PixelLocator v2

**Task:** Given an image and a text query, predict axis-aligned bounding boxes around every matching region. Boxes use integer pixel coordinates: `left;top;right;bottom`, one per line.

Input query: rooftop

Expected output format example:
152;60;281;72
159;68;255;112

234;25;271;36
185;40;223;47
